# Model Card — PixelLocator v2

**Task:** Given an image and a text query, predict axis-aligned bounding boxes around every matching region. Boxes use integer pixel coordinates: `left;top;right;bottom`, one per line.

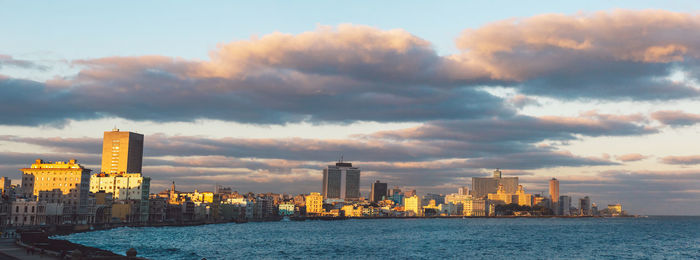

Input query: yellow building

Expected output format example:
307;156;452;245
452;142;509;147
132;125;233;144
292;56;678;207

341;205;363;217
21;159;90;204
305;192;323;215
101;129;144;174
20;159;91;223
404;195;422;216
515;185;533;207
608;204;622;214
487;184;516;205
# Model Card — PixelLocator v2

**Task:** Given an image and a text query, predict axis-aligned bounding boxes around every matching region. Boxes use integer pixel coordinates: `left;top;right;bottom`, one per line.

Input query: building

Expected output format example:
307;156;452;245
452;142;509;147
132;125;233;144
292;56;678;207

458;186;469;196
607;204;622;215
101;128;144;174
20;159;91;223
321;161;360;200
369;180;388;203
90;173;150;200
404;195;422;216
90;172;150;222
471;169;518;198
464;199;487;216
559;195;571;216
0;177;10;196
278;202;295;216
422;193;445;206
10;199;42;226
579;196;591;216
487;184;516;205
515;185;533;207
305;192;323;215
549;178;560;213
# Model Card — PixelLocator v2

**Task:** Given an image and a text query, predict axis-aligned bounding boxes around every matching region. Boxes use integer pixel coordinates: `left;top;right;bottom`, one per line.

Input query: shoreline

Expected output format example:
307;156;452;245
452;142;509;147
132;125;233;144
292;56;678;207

25;215;635;258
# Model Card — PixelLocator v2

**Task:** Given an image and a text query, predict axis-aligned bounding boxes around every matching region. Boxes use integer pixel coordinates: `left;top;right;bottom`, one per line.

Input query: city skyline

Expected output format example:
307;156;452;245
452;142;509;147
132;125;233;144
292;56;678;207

1;2;700;215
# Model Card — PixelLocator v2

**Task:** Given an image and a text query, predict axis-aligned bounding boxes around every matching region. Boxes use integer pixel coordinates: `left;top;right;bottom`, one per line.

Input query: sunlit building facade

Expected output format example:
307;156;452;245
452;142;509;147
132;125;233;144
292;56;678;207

305;192;323;215
101;128;144;174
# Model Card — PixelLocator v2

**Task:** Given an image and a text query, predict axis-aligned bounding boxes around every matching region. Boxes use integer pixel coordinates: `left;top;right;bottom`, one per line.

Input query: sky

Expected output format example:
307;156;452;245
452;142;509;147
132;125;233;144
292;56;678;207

1;1;700;215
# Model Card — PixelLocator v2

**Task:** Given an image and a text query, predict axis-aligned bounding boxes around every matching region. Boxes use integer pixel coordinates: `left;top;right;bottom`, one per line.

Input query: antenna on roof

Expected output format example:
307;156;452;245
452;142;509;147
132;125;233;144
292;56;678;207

112;125;119;131
341;154;344;163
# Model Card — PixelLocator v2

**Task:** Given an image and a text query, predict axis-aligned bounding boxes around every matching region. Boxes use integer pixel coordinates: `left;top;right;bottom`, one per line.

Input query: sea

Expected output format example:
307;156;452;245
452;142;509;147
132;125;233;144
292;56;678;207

54;216;700;259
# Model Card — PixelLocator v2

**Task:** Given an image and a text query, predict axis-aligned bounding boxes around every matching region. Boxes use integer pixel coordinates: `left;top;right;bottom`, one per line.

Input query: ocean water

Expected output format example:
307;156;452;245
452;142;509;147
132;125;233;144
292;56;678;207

55;217;700;259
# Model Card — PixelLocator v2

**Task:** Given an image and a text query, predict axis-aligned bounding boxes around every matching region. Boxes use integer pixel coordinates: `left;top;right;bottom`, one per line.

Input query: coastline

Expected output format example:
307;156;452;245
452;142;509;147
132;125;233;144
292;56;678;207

31;215;634;258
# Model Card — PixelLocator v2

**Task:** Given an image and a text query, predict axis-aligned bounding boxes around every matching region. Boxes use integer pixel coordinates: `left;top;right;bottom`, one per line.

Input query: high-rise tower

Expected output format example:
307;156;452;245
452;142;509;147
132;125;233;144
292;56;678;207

101;128;144;174
370;180;388;202
549;178;559;203
322;161;360;200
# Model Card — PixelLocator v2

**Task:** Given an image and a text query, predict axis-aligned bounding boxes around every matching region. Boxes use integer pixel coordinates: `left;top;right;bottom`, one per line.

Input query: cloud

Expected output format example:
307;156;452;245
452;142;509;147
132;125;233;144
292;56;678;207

651;110;700;126
0;55;45;70
3;11;700;126
659;155;700;165
367;111;655;143
455;10;700;100
615;153;648;162
508;94;540;108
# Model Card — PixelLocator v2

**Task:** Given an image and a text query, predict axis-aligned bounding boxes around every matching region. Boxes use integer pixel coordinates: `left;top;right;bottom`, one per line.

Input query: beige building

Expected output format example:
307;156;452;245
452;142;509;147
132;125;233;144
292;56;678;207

463;199;486;216
305;192;323;215
20;159;91;224
404;195;422;216
101;129;144;174
21;159;90;204
90;173;150;201
90;172;150;222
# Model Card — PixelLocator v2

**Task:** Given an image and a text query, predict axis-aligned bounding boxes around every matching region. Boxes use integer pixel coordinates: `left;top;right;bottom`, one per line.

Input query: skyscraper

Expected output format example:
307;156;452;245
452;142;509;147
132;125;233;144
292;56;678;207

321;161;360;200
101;128;144;174
579;196;591;216
549;178;559;202
471;169;518;198
370;180;388;202
549;178;560;214
559;195;571;216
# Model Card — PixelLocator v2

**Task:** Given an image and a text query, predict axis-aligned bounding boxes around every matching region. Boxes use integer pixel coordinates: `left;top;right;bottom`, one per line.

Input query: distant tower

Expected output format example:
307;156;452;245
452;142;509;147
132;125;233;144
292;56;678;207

101;128;144;174
370;180;388;202
549;178;560;214
549;178;559;203
493;168;502;178
322;160;361;200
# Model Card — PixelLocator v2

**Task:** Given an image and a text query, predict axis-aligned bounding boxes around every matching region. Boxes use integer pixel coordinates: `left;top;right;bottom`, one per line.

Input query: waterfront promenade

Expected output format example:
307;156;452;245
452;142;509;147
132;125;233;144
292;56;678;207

0;238;59;260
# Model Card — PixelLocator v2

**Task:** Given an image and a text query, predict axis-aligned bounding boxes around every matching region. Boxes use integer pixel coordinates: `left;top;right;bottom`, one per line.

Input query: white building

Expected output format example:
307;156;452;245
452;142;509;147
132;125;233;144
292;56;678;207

90;173;150;222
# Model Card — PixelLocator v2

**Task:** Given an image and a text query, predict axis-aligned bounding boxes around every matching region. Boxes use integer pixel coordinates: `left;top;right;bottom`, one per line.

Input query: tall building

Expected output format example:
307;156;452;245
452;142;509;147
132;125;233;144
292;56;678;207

471;169;518;198
101;128;144;174
321;161;360;200
549;178;560;214
559;195;571;216
305;192;323;215
579;196;591;216
20;159;91;223
369;180;388;202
